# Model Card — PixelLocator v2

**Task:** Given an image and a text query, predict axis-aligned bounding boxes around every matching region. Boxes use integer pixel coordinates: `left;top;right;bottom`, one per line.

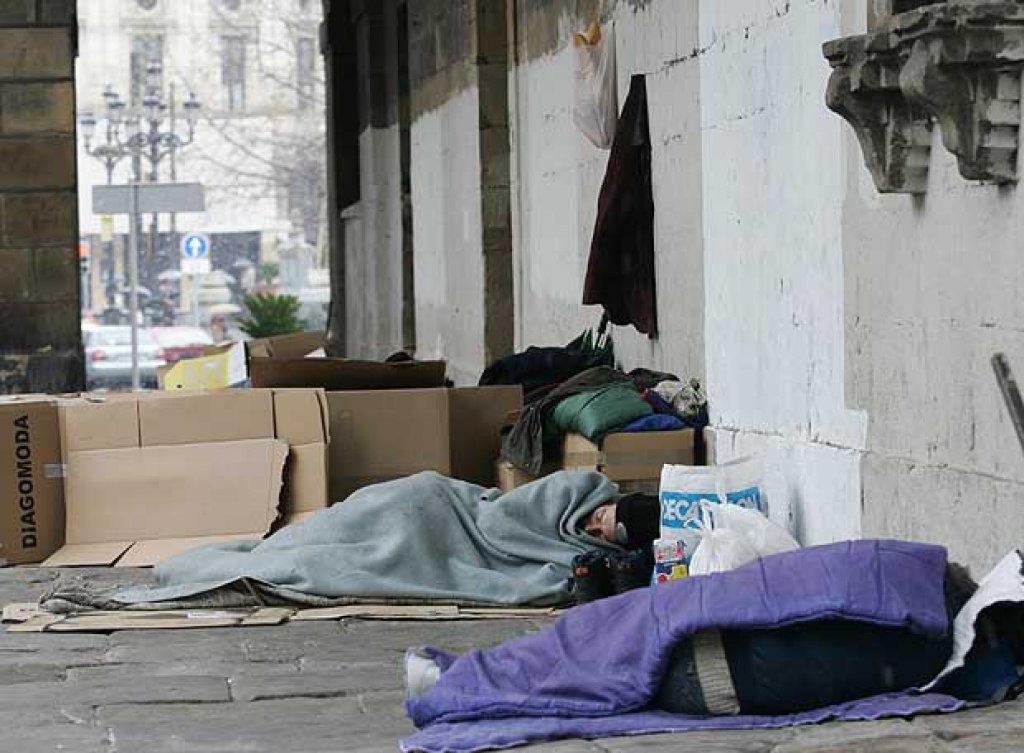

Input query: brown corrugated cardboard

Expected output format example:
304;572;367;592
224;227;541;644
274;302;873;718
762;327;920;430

328;389;450;501
48;439;288;567
497;430;696;494
562;430;696;480
448;388;523;484
495;458;562;493
138;390;274;445
247;331;326;359
273;389;330;446
251;355;447;391
283;442;330;521
327;386;522;502
46;388;330;567
0;397;65;564
246;331;448;391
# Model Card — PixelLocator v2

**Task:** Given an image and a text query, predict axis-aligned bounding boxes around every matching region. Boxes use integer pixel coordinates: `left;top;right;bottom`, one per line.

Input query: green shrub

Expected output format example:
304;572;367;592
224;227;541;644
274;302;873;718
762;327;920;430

238;292;307;338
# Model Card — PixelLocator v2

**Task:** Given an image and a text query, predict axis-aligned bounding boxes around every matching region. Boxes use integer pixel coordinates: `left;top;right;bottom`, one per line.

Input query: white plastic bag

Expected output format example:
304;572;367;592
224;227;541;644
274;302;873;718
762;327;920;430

689;502;800;576
572;21;617;149
689;527;759;576
659;455;768;549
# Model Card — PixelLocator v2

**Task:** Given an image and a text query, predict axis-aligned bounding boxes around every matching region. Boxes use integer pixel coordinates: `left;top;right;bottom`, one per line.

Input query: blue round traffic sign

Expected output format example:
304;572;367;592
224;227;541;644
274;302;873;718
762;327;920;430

181;233;210;259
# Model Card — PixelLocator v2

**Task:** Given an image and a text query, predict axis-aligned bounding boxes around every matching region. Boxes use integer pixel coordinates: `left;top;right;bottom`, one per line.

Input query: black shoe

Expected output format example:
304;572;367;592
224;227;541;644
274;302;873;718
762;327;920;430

570;550;613;605
607;546;654;595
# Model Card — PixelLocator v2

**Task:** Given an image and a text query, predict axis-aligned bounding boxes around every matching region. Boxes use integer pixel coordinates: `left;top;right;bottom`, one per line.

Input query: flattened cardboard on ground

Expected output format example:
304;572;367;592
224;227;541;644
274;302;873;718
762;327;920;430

0;396;64;564
4;604;293;632
327;386;522;501
2;602;558;632
45;388;329;567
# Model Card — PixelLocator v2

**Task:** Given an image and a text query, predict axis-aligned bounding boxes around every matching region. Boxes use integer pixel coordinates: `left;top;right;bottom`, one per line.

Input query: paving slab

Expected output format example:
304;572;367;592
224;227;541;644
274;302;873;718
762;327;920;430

599;729;794;752
3;567;1024;753
98;696;412;753
230;663;401;701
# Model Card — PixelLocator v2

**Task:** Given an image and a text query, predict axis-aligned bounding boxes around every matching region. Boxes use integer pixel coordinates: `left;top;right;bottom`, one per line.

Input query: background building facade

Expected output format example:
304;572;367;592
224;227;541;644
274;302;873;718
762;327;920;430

76;0;328;330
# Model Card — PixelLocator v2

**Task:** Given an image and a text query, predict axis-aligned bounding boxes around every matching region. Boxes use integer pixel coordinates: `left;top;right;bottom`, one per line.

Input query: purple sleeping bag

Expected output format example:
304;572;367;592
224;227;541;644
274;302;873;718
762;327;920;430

403;540;965;752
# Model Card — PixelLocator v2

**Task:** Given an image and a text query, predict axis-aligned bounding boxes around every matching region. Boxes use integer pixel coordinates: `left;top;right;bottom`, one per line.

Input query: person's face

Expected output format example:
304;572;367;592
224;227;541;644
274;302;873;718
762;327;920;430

584;501;617;543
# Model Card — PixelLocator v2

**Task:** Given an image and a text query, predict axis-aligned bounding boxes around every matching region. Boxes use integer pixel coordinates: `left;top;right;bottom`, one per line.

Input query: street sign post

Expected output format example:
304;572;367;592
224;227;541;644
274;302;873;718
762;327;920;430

91;182;206;389
180;233;211;326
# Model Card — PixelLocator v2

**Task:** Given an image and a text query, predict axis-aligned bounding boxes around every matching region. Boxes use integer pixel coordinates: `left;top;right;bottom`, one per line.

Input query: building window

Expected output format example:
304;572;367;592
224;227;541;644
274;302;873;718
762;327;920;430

222;36;247;112
296;37;315;109
130;35;163;106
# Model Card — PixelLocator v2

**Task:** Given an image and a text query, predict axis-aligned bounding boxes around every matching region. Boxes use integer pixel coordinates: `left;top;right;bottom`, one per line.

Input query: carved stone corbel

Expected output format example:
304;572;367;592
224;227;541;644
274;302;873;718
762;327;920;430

896;3;1024;183
824;33;933;194
824;1;1024;192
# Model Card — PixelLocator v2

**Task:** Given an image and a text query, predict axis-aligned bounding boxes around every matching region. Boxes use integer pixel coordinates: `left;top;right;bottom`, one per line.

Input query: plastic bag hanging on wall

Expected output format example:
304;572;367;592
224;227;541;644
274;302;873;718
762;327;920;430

572;21;617;149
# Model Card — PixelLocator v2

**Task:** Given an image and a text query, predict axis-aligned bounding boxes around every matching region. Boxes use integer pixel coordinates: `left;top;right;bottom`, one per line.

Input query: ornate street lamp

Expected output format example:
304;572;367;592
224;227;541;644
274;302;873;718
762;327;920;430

80;64;201;186
78;64;203;388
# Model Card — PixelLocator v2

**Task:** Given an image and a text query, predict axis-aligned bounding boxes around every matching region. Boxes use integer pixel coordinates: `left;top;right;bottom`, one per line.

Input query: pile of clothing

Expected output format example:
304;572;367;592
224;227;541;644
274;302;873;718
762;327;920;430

480;333;708;475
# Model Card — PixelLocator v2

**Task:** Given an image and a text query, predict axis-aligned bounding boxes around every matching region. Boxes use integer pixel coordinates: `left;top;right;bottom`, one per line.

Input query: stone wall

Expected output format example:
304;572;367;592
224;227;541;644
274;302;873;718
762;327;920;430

0;0;82;393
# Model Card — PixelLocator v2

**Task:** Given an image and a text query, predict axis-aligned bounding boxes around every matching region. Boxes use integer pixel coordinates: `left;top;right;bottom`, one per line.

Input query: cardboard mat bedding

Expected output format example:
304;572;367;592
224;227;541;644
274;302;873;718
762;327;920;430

1;602;559;632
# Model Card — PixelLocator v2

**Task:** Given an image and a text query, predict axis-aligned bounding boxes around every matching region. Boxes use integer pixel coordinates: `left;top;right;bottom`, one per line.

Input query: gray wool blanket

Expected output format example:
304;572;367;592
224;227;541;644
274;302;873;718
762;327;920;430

51;471;621;611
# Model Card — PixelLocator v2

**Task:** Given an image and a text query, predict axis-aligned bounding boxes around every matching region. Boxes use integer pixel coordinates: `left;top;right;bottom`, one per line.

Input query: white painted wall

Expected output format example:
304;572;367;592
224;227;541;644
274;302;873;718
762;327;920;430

410;86;486;385
511;1;705;380
698;0;866;543
843;50;1024;572
509;0;864;544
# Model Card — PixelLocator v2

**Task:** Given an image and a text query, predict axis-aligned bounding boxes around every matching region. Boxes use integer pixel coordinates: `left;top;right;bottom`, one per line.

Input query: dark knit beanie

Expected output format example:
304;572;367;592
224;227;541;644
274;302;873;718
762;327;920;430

614;493;660;549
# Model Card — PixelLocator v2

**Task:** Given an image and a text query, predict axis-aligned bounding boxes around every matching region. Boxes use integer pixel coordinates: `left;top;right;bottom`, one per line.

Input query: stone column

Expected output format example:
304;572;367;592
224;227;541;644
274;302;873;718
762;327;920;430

0;0;82;393
474;0;513;366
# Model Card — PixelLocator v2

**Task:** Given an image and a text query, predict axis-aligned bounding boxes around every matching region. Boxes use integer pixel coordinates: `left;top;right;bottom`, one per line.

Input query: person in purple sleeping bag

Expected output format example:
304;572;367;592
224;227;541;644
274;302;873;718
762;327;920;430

406;535;1024;723
577;499;1024;714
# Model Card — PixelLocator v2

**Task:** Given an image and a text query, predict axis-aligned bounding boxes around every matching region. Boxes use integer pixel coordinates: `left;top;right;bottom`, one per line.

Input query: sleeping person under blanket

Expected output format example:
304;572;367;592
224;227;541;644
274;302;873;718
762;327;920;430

403;540;1024;748
46;471;662;612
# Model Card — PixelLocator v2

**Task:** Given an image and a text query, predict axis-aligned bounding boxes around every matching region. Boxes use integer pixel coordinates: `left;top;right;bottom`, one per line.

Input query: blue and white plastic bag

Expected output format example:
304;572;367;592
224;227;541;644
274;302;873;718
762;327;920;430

659;455;767;551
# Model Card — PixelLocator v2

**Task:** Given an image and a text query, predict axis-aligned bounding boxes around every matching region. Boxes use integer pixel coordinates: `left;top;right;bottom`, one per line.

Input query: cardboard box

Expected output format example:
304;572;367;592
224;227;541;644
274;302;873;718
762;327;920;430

246;331;326;359
495;459;559;493
562;430;696;481
160;342;248;390
0;396;65;565
45;388;329;567
328;386;521;501
247;331;448;391
496;429;697;495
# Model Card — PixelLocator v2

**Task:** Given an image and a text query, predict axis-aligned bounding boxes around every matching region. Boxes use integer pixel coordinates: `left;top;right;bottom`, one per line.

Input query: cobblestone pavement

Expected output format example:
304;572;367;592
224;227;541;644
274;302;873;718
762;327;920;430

2;567;1022;753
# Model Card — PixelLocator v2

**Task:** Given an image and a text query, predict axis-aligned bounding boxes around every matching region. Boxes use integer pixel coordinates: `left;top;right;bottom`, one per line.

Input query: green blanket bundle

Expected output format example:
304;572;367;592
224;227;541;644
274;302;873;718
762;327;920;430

546;382;652;441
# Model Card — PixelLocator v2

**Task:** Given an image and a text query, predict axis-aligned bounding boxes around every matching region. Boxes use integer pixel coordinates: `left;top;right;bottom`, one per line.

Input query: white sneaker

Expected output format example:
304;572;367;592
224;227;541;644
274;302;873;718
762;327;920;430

404;647;441;699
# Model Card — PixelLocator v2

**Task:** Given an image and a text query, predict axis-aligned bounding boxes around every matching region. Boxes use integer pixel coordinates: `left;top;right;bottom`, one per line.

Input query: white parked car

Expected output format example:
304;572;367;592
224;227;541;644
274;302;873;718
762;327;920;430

84;325;167;389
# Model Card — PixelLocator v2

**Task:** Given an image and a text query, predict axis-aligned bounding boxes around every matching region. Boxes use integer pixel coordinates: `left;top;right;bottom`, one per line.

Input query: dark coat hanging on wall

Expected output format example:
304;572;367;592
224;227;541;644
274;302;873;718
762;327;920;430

583;73;657;337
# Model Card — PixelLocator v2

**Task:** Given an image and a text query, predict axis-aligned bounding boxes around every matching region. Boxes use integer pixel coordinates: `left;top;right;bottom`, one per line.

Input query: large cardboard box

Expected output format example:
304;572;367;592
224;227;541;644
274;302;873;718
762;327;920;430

0;396;64;565
327;386;521;501
45;389;329;567
562;430;696;482
247;331;447;391
496;429;697;495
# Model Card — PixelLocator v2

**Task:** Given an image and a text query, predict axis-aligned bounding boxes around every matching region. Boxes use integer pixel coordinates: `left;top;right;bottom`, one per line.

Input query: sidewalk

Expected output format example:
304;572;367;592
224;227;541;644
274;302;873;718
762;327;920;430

2;567;1021;753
